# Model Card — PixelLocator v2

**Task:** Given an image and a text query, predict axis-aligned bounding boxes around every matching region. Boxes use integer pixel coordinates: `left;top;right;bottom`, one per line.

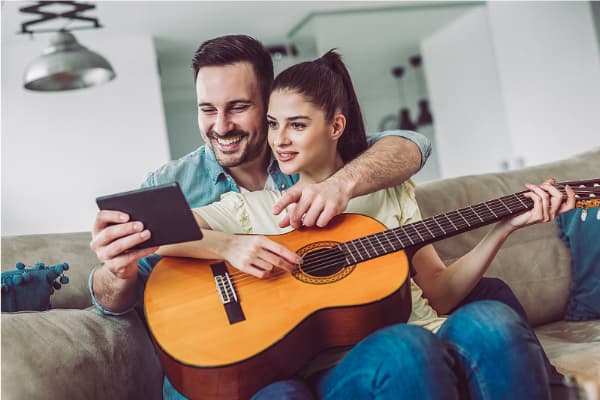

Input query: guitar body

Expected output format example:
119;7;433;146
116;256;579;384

144;214;411;399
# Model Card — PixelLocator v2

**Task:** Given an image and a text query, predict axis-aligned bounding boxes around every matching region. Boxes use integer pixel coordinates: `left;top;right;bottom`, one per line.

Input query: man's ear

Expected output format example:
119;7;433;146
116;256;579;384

331;113;346;140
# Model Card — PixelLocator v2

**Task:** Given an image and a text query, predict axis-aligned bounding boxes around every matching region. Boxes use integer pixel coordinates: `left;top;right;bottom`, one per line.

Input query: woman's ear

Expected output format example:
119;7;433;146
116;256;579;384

330;113;346;140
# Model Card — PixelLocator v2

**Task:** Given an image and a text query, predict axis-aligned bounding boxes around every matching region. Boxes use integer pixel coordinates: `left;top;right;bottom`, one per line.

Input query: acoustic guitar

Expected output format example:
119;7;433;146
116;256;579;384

144;179;599;399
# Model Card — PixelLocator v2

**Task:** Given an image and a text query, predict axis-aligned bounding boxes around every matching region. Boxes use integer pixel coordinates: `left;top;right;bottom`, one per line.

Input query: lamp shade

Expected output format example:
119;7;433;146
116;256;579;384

23;30;116;91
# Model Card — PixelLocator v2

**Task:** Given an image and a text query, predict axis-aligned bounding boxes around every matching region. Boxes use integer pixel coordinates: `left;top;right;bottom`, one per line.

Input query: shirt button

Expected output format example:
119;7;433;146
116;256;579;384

280;184;286;189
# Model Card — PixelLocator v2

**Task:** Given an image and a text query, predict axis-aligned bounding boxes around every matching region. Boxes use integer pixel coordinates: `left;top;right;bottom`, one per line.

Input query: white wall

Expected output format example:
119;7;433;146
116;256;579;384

422;6;512;177
2;35;170;236
488;1;600;167
422;2;600;178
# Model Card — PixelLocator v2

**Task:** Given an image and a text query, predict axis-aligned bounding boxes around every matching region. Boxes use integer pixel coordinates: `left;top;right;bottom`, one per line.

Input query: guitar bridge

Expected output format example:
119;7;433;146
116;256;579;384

210;262;245;324
214;273;238;304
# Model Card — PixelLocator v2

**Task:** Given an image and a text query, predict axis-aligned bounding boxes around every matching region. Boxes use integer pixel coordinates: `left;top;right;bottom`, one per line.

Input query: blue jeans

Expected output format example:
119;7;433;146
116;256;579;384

252;300;550;400
163;278;555;399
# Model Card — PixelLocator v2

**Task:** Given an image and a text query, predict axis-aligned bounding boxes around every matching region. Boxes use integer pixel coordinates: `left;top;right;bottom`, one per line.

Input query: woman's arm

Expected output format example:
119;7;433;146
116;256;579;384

412;180;576;314
157;212;301;278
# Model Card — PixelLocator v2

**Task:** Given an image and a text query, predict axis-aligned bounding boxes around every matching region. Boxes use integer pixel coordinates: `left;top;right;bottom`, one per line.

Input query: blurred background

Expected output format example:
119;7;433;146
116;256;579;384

2;1;600;235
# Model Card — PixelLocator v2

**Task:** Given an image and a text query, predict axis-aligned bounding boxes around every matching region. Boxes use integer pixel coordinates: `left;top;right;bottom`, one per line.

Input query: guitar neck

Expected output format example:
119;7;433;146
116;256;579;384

337;184;570;265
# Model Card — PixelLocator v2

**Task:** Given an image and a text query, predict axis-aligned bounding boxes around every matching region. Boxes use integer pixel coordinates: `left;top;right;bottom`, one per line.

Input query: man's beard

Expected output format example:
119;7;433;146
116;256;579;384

208;129;265;168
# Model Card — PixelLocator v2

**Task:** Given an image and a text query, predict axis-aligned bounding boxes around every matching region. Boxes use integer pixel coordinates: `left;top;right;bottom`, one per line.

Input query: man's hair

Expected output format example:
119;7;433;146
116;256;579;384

191;35;274;107
271;50;368;162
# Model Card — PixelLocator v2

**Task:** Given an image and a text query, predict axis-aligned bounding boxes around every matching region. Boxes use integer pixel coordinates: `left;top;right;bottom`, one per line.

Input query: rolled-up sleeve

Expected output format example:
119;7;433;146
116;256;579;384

367;130;432;170
88;267;135;316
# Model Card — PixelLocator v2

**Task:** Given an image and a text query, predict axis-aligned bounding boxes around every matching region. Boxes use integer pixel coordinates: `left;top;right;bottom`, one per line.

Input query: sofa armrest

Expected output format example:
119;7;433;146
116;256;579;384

1;307;163;400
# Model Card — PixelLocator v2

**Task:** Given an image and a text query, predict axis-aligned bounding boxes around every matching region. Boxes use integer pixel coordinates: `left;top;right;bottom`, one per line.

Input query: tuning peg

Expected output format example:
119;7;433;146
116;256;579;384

15;262;26;270
60;276;69;284
52;281;62;290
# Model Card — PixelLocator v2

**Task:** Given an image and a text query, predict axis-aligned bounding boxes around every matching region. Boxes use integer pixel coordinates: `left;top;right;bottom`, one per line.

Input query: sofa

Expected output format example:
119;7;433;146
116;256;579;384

2;148;599;399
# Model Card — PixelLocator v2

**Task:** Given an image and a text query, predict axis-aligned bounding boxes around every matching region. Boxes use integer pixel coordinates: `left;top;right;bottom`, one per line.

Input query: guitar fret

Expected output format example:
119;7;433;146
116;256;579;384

422;220;435;237
373;234;386;254
484;202;498;218
456;210;471;227
358;238;371;258
409;223;425;242
350;240;362;261
498;198;512;213
469;206;485;222
514;194;528;208
400;226;415;245
445;214;458;231
432;216;447;235
342;242;358;264
384;231;398;250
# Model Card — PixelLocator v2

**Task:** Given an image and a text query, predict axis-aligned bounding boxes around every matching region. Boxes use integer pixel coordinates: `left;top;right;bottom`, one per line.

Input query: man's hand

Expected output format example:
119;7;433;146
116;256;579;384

221;235;301;279
90;210;159;280
273;178;352;229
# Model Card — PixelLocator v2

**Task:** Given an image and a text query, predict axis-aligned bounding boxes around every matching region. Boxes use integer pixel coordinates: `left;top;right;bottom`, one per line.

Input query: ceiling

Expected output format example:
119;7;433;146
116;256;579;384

2;1;478;102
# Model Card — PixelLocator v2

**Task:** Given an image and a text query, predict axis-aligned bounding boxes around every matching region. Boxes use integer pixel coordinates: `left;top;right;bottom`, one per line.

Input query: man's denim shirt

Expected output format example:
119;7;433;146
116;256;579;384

89;130;431;315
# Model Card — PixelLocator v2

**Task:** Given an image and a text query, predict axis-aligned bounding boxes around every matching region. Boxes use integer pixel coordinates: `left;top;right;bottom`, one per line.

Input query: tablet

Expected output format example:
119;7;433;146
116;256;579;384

96;182;203;249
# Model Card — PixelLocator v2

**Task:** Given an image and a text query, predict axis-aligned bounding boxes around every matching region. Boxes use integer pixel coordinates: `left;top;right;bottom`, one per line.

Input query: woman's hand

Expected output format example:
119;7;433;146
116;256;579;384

507;179;576;230
221;235;302;279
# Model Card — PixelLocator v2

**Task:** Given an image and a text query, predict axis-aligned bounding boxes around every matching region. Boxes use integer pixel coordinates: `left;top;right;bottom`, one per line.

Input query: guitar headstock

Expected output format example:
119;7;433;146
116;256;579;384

556;179;600;209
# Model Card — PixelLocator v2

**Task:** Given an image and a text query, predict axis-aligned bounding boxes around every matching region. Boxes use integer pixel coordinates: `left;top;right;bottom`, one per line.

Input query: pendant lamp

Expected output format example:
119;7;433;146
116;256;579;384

20;1;116;91
23;30;116;91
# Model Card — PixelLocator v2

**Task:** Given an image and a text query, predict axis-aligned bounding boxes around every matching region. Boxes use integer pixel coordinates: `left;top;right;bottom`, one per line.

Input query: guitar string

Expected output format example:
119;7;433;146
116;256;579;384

223;186;596;287
225;199;523;286
200;189;596;302
224;186;597;287
190;185;598;300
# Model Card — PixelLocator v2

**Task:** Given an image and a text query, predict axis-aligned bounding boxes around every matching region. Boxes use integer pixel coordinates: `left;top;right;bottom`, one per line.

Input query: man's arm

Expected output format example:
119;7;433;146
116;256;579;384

274;131;430;228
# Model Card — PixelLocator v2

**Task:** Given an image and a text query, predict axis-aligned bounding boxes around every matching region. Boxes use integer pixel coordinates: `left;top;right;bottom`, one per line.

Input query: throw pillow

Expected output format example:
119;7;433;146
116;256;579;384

556;207;600;321
1;262;70;312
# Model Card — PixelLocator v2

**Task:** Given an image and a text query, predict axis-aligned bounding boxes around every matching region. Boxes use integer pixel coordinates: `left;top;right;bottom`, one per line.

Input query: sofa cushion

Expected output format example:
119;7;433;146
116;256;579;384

1;307;163;400
535;319;600;382
1;262;69;312
556;207;600;321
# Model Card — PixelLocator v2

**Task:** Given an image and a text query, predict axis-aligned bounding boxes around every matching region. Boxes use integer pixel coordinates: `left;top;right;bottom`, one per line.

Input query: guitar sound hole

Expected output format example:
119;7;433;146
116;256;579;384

302;247;346;277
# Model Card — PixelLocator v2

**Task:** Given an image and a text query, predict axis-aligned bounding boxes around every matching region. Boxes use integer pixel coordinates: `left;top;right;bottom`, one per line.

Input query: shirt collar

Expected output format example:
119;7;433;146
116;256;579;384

204;146;229;184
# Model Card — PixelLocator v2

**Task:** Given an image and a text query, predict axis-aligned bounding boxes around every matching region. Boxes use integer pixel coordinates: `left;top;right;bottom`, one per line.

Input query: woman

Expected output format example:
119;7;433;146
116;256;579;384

159;50;575;399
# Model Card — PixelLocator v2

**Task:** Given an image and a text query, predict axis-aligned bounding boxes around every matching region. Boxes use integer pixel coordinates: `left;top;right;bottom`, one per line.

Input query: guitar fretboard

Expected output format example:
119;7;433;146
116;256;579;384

337;191;533;264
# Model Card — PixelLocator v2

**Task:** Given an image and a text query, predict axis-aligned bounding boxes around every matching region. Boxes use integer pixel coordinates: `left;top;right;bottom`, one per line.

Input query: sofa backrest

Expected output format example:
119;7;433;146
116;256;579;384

415;148;600;327
1;232;96;309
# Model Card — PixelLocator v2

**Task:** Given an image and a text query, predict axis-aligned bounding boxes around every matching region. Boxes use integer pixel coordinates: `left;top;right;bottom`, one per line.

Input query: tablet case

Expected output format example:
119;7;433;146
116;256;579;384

96;182;203;249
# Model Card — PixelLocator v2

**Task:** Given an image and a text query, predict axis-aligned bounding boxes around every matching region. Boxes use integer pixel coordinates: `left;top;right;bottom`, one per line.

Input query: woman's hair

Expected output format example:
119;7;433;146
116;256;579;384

271;50;368;162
